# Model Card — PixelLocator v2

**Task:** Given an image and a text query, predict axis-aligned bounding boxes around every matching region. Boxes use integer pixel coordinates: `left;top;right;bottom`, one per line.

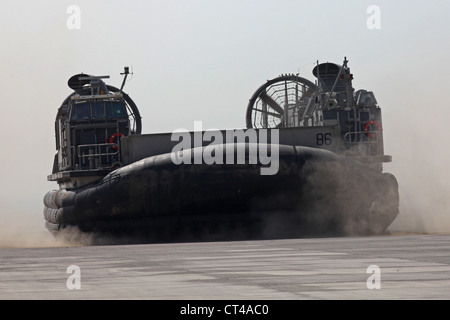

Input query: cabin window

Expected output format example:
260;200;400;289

71;102;89;120
107;102;127;119
91;101;106;119
71;100;127;121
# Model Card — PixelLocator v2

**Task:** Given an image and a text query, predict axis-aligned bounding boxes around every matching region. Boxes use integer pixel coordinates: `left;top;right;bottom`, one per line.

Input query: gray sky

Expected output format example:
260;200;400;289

1;0;449;239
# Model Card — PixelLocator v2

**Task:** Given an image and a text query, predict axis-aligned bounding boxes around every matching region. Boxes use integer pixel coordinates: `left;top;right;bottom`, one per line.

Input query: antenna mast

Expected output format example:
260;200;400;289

120;66;131;92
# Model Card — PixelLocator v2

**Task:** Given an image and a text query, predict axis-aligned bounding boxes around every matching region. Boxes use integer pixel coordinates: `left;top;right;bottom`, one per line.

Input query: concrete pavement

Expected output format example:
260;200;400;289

1;233;449;300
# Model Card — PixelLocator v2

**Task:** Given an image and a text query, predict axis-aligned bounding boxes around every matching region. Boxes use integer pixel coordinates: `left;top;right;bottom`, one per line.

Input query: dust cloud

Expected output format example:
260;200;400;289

0;213;68;248
384;93;450;235
386;150;450;235
0;210;96;248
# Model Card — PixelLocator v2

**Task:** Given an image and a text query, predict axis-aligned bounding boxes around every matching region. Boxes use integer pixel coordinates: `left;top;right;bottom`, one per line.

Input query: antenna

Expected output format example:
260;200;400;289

120;66;133;92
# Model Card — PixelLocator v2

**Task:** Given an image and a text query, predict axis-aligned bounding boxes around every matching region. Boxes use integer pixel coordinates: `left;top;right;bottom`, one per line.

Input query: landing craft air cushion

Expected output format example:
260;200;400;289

43;59;399;243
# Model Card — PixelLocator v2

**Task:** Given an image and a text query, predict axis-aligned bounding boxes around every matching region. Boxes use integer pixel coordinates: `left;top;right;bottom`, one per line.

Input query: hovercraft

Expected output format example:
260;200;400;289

43;59;399;243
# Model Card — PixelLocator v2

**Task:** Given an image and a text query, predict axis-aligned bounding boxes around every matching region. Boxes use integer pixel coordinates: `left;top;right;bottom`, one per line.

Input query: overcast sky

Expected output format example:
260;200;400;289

1;0;449;240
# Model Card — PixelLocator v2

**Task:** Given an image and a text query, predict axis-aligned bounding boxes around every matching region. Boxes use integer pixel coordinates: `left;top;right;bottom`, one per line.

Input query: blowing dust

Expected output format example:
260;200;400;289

386;139;450;235
384;95;450;235
0;209;99;248
0;213;65;248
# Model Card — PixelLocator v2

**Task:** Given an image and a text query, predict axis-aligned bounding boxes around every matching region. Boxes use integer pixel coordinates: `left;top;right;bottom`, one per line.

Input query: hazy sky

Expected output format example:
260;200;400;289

1;0;449;240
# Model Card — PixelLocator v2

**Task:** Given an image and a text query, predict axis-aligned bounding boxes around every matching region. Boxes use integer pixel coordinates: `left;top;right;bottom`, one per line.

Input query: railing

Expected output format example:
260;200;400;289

77;143;120;169
343;130;383;158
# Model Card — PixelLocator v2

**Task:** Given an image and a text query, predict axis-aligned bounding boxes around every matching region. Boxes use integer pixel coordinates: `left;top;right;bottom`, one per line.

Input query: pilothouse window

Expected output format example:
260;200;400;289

107;101;127;119
70;100;127;121
71;102;89;120
91;101;106;119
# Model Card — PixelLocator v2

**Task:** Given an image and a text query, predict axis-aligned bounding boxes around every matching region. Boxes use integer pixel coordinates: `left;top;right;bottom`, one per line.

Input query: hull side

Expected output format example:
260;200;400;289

43;145;399;243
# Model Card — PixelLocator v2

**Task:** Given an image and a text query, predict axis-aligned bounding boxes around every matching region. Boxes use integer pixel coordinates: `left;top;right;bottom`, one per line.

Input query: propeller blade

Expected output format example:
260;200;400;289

259;91;284;115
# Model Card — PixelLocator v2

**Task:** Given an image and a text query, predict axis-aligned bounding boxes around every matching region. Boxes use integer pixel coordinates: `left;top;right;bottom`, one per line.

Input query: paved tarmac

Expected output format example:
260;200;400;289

1;233;449;300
